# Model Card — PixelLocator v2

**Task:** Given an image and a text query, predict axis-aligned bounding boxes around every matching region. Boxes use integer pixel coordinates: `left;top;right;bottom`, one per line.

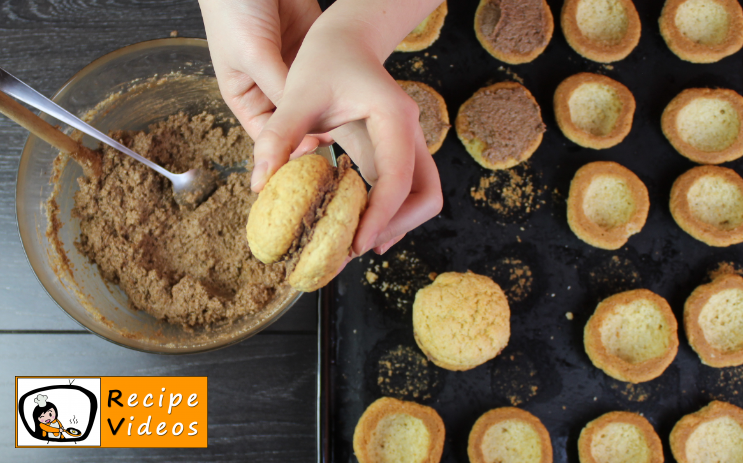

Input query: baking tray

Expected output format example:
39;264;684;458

319;0;743;461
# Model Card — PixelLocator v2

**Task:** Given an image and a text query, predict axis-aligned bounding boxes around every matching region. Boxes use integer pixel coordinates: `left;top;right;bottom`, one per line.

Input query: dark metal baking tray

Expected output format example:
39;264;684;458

319;0;743;461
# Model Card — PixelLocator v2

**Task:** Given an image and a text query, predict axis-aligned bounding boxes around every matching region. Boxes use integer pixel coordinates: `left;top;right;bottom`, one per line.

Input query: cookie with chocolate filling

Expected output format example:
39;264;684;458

396;2;448;52
456;82;545;170
246;154;367;292
475;0;554;64
398;80;450;154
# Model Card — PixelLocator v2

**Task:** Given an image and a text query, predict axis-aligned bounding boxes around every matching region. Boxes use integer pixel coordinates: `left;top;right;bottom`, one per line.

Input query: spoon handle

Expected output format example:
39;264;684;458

0;66;174;180
0;90;80;154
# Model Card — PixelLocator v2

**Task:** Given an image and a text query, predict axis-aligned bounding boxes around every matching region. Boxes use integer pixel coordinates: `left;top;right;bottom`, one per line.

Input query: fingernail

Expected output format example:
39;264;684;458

251;162;268;191
361;233;378;255
375;243;392;255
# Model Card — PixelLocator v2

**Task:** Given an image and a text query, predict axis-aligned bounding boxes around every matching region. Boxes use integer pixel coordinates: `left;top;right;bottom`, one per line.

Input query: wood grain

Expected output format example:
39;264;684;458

1;333;317;462
0;1;319;461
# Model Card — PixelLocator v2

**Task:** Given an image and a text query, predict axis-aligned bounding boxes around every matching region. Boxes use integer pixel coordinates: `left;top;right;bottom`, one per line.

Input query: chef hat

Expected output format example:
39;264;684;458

34;394;48;408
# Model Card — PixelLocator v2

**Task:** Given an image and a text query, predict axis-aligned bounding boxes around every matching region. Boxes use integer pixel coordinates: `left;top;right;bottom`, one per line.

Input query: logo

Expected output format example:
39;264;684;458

16;377;101;447
16;377;207;448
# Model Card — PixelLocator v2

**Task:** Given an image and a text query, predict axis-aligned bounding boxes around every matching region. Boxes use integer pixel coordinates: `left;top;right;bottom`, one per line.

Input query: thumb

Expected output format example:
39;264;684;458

251;94;326;191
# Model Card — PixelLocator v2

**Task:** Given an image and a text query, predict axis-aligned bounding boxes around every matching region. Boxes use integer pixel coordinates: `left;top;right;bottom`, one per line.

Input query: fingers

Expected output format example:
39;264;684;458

371;127;443;248
251;92;327;191
351;99;419;255
373;233;406;255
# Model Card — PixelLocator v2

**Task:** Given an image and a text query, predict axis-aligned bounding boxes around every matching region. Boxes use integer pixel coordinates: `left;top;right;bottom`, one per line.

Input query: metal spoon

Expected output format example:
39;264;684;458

0;66;217;208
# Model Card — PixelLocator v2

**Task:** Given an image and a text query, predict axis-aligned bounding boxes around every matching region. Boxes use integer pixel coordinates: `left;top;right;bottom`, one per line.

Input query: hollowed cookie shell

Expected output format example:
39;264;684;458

584;289;679;383
660;0;743;63
670;401;743;463
468;408;553;463
662;88;743;164
670;165;743;247
578;411;664;463
685;273;743;367
353;397;446;463
395;2;448;52
561;0;642;63
555;73;636;149
567;161;649;250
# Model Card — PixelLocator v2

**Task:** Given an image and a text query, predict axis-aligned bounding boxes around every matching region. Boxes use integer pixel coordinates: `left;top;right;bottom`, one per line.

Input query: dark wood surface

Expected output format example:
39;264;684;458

0;1;318;461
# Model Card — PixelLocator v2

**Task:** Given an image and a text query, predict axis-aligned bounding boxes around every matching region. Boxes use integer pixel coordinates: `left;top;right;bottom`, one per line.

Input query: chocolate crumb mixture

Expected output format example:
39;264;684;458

462;86;545;166
478;0;550;55
72;112;287;328
398;81;449;149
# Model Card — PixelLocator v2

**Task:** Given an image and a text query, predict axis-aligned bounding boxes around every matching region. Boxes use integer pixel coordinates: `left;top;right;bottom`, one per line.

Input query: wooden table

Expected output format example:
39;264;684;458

0;1;318;461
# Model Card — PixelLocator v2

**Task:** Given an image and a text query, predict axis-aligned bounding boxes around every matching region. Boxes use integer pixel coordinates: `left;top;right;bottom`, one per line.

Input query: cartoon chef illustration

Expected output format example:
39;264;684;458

32;394;67;439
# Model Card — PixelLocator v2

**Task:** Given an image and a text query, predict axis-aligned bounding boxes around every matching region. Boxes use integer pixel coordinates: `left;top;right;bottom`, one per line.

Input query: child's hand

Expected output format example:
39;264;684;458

199;0;326;154
252;1;445;256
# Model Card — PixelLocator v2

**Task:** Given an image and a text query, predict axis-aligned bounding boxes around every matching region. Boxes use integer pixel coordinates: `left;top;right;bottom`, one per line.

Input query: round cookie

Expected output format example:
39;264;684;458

661;88;743;164
246;154;333;264
475;0;554;64
353;397;445;463
578;411;664;463
395;2;448;52
670;165;743;247
468;407;553;463
660;0;743;63
562;0;642;63
456;82;545;170
584;289;679;383
397;80;450;155
567;161;649;250
554;73;636;149
412;272;510;371
246;154;367;292
685;273;743;367
670;401;743;463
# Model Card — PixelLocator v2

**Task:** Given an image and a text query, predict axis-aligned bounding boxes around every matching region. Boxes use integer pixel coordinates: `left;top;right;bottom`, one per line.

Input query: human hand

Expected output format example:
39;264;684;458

252;14;444;256
198;0;327;155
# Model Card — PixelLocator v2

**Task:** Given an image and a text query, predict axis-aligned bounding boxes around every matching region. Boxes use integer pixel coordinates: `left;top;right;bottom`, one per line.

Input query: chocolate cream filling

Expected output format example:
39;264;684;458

283;155;353;276
400;82;450;148
463;86;545;164
479;0;550;55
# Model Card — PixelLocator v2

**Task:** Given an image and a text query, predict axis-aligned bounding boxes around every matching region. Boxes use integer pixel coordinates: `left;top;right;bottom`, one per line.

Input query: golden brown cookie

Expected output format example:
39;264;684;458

456;82;545;170
398;80;450;154
561;0;641;63
660;0;743;63
475;0;554;64
584;289;679;383
670;401;743;463
670;165;743;247
685;273;743;367
412;272;510;371
395;2;448;52
567;161;649;250
353;397;445;463
578;411;664;463
246;154;367;292
661;88;743;164
468;407;553;463
554;73;636;149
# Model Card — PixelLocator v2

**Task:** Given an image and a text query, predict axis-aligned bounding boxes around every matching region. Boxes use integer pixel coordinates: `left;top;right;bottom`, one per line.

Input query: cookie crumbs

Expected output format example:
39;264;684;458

565;312;574;320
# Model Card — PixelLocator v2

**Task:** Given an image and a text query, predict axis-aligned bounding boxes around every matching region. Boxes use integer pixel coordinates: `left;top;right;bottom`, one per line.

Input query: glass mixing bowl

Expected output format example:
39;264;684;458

16;38;331;353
